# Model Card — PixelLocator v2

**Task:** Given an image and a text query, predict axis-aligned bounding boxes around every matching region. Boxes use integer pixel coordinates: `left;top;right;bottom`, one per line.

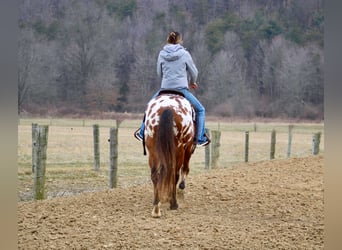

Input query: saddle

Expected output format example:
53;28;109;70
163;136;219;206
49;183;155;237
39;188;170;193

157;88;185;97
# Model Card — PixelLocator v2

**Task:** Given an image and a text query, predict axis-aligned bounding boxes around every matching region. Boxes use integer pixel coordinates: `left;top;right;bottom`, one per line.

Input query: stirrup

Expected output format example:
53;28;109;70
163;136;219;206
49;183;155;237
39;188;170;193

134;129;143;142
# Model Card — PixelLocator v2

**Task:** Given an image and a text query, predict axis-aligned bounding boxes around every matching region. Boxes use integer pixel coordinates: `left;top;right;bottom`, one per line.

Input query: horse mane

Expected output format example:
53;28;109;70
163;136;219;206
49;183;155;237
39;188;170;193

156;108;176;201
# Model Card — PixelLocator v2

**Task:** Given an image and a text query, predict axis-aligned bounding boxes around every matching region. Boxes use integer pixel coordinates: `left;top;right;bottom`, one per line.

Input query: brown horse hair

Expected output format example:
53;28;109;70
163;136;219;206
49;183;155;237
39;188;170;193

156;108;176;201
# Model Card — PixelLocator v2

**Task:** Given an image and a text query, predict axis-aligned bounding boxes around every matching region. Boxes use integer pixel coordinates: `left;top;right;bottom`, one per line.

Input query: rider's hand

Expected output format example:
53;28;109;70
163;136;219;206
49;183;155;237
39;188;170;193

189;82;198;90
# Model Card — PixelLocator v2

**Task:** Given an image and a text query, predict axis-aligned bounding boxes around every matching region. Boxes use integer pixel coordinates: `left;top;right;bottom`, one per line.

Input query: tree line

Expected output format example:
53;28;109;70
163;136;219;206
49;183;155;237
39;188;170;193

18;0;324;119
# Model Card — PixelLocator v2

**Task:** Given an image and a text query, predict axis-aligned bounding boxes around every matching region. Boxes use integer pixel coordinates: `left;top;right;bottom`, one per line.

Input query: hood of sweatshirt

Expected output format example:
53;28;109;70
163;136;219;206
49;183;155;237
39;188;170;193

159;44;186;61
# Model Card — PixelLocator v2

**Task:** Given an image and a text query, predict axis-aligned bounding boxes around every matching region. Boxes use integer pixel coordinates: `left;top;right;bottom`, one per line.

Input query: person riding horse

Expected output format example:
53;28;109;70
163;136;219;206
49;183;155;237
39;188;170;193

134;31;210;147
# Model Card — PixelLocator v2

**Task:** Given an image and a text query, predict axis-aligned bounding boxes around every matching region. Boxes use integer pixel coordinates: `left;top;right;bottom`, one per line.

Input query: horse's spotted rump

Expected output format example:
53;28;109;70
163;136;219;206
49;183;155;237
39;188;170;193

145;94;194;145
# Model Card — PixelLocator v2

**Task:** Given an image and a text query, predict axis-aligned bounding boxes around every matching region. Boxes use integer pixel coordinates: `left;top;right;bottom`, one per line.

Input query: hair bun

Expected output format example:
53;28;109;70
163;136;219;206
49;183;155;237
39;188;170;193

170;32;176;38
167;31;180;44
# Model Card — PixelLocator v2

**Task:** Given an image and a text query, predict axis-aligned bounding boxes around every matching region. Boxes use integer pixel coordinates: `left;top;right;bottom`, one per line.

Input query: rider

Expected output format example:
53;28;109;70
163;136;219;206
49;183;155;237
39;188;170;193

134;31;210;147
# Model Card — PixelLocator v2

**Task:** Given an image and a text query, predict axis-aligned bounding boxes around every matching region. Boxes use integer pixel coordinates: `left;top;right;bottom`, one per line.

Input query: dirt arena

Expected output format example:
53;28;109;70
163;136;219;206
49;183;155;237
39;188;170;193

18;156;323;249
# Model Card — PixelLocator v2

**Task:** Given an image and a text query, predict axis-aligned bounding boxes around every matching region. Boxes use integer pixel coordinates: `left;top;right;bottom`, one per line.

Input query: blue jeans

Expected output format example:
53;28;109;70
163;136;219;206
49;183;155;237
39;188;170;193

138;88;207;143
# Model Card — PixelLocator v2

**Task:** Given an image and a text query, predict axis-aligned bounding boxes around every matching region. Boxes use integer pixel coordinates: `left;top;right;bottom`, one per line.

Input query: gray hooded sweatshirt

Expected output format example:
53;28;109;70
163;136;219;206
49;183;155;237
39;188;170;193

157;44;198;90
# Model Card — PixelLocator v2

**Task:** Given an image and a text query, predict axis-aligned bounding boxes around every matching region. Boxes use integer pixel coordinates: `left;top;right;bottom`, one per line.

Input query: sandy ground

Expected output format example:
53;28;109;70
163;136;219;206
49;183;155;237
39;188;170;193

18;156;323;249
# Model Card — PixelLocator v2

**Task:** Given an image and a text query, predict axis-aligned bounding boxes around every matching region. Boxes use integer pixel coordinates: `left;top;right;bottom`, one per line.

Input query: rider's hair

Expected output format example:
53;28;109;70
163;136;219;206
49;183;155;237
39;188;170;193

167;31;182;44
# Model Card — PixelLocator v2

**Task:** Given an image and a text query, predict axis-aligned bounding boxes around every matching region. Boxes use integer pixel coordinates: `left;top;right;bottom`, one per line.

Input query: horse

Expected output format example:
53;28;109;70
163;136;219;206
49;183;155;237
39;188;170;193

144;91;195;218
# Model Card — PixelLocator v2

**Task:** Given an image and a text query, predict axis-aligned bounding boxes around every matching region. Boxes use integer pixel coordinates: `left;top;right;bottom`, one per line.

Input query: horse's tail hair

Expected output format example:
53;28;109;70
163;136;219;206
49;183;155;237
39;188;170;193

156;108;176;201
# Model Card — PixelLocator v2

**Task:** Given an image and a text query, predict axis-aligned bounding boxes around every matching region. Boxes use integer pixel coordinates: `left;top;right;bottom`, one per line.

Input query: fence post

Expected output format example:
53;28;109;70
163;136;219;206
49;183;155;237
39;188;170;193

211;130;221;168
109;127;118;188
245;131;249;162
33;125;49;200
32;123;38;173
270;129;276;160
93;124;100;171
205;128;211;169
287;125;294;158
312;132;321;155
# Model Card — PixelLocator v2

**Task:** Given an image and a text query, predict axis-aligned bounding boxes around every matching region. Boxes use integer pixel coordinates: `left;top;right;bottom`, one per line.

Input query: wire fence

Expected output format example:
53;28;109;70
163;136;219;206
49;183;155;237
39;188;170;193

18;118;324;201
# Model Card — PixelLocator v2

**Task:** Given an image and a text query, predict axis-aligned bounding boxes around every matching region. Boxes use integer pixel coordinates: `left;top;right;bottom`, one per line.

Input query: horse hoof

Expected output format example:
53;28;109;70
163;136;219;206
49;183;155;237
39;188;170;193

151;208;161;218
170;203;178;210
152;212;161;218
179;181;185;190
151;204;161;218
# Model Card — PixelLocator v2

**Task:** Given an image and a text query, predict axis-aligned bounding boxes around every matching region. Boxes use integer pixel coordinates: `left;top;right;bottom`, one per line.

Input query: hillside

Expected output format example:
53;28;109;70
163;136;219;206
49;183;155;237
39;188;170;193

19;0;323;119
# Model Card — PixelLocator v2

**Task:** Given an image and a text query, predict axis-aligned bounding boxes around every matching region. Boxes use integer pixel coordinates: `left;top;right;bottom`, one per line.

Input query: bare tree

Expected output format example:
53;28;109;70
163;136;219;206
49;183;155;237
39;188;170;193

55;1;103;107
206;31;246;115
258;36;323;118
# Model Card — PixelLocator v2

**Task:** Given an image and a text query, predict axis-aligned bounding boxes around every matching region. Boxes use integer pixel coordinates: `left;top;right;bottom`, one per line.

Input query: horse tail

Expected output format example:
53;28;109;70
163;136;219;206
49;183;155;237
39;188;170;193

156;108;176;201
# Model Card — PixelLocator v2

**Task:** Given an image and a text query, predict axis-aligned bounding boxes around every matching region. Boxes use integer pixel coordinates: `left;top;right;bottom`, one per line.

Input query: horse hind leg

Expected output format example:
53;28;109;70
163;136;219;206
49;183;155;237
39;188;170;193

151;184;162;218
177;151;191;200
178;148;191;190
170;186;178;210
151;165;162;218
170;161;183;209
178;166;189;190
177;167;186;189
177;167;186;201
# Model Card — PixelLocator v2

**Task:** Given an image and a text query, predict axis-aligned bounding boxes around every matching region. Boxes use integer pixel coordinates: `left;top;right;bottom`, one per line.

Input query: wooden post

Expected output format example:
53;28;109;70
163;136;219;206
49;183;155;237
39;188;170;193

32;123;38;173
270;129;276;160
211;130;221;168
93;124;100;171
109;127;118;188
245;131;249;162
205;128;211;169
33;125;49;200
287;125;294;158
312;132;321;155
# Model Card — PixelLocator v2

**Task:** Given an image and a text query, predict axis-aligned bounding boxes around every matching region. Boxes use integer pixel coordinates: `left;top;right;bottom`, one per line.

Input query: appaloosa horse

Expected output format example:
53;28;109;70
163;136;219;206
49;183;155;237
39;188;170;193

144;91;195;218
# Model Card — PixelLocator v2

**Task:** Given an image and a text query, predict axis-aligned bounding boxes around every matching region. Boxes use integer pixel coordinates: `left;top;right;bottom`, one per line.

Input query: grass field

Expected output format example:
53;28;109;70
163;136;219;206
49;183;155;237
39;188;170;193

18;118;324;201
